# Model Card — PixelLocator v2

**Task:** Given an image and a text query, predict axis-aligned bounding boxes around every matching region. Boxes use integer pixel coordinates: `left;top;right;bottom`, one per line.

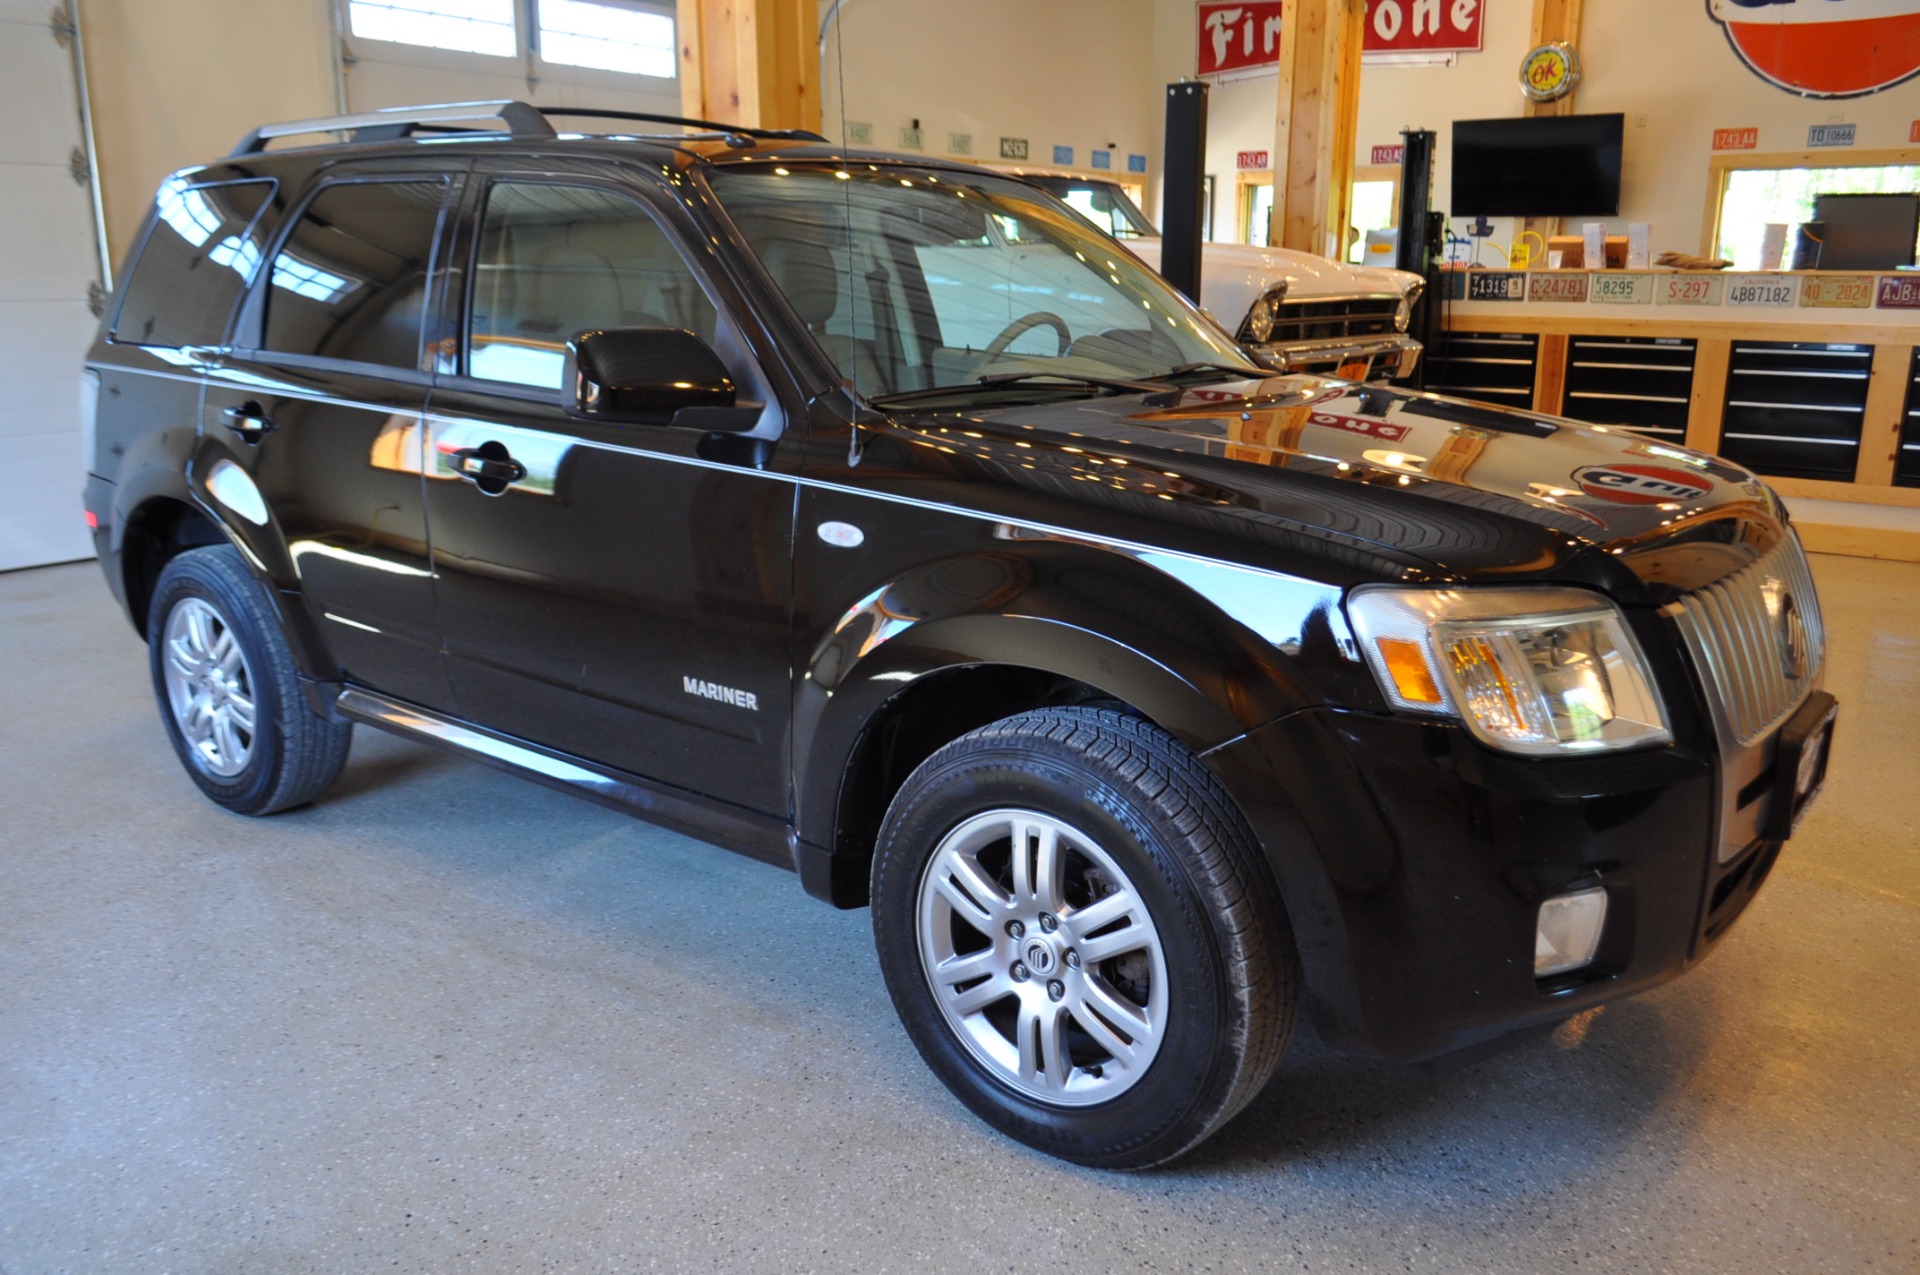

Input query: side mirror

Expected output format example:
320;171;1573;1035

563;327;757;431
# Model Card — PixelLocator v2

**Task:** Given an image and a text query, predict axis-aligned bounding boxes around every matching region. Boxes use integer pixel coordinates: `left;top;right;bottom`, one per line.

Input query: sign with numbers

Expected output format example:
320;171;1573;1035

949;133;972;155
1713;127;1759;150
1591;273;1655;304
1725;275;1799;308
1528;272;1590;303
999;136;1029;160
1090;149;1111;169
1371;144;1405;165
1052;145;1074;165
1127;154;1147;173
1658;275;1724;306
1467;271;1525;301
1807;123;1857;148
1801;275;1876;308
1237;150;1270;170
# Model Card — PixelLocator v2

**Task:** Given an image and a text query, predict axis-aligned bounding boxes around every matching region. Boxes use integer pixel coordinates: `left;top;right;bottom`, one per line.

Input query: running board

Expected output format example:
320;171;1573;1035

335;687;795;871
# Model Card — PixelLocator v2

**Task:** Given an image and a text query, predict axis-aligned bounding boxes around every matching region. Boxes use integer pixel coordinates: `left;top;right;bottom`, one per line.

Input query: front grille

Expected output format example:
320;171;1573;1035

1666;532;1825;747
1267;297;1400;344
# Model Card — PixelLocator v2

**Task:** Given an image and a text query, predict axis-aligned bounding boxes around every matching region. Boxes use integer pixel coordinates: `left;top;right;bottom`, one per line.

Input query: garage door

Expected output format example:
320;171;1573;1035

0;1;103;571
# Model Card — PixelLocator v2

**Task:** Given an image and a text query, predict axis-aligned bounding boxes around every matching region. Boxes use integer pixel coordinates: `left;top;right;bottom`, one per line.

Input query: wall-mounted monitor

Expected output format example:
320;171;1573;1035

1812;193;1920;270
1451;114;1625;217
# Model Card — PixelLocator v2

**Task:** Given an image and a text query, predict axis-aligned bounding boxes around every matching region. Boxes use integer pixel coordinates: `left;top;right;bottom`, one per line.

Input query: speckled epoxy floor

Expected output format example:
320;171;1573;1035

1;554;1915;1274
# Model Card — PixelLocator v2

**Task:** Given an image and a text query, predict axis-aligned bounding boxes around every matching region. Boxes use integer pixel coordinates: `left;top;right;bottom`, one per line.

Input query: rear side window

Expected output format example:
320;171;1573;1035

261;179;448;371
467;181;718;390
111;178;275;348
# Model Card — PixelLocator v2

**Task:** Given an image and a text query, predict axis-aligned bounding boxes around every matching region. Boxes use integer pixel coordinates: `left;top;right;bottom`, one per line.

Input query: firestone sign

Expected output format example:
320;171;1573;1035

1198;1;1483;76
1707;0;1920;98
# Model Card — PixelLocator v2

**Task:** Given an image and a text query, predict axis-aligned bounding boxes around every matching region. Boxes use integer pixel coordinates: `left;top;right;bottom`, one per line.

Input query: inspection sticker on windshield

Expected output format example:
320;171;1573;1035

1573;465;1712;505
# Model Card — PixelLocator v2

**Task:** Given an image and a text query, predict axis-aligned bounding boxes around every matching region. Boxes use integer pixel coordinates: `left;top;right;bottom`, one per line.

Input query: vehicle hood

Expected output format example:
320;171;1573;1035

1127;237;1421;302
885;376;1785;601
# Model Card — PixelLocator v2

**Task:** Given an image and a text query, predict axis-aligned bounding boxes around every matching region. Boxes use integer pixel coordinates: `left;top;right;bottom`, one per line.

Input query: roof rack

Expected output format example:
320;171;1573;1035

229;100;826;157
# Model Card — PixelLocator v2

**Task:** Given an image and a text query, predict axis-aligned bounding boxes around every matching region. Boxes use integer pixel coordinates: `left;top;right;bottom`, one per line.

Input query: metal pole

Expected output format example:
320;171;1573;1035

1160;80;1208;304
62;0;113;291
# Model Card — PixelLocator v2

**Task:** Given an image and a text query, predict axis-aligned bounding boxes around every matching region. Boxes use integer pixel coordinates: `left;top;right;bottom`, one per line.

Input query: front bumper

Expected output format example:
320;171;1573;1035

1254;332;1422;384
1206;703;1790;1062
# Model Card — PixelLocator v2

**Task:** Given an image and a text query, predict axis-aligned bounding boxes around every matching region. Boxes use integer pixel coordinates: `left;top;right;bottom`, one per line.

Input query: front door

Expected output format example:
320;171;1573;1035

421;173;797;816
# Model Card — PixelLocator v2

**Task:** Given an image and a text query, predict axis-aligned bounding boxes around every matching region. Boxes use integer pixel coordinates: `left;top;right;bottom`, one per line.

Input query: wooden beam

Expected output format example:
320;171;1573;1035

1521;0;1584;250
1532;332;1569;416
1856;343;1914;487
1272;0;1362;259
676;0;819;134
1686;337;1731;457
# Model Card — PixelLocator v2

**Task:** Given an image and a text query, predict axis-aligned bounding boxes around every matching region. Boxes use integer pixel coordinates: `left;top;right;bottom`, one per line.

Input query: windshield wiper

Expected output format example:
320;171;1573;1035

868;371;1172;409
1159;362;1268;383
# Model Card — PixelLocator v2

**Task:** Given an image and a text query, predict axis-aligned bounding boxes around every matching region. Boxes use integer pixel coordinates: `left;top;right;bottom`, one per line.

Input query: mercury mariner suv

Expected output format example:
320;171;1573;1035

83;102;1836;1169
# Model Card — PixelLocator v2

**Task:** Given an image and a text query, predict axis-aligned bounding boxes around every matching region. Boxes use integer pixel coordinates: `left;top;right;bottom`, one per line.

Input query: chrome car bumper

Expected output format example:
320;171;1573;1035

1256;333;1422;383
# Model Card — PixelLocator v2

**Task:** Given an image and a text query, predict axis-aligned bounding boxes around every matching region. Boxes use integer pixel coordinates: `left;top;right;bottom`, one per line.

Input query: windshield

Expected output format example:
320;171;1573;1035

1026;177;1160;240
708;164;1254;405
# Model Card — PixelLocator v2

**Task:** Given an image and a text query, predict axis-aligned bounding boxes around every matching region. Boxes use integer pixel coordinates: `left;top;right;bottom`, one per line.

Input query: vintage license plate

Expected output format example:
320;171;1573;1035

1800;275;1875;309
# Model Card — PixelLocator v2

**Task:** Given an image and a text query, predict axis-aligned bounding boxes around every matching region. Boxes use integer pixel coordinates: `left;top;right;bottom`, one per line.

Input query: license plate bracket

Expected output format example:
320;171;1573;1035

1763;691;1838;841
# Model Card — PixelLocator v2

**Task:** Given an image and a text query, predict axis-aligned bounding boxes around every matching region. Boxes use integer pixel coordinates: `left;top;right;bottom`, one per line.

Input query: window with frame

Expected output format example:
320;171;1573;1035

467;182;718;390
1714;159;1920;270
112;179;276;348
347;0;516;57
261;179;449;370
537;0;674;76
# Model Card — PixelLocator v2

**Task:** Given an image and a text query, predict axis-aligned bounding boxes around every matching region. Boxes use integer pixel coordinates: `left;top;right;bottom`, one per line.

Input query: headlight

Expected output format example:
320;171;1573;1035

1395;282;1423;332
1346;586;1670;755
1242;285;1286;344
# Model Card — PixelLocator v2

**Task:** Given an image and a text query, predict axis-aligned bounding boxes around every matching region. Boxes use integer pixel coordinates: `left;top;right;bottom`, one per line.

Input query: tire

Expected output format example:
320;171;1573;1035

147;545;351;815
871;707;1298;1169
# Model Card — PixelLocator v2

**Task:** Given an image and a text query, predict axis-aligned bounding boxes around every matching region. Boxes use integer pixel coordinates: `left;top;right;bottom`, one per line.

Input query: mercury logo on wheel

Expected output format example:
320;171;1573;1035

1573;464;1713;505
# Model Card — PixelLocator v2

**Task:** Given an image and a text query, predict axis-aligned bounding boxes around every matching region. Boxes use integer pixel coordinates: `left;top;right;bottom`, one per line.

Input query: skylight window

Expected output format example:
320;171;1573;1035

348;0;517;58
538;0;674;77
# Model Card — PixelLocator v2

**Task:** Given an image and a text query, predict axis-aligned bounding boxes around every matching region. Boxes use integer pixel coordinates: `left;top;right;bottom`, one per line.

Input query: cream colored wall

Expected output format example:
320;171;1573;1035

821;0;1158;173
80;0;336;269
1154;0;1920;256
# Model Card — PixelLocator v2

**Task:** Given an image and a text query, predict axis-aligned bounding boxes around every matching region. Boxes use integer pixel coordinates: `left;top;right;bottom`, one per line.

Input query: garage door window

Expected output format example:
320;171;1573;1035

111;178;275;348
261;179;449;371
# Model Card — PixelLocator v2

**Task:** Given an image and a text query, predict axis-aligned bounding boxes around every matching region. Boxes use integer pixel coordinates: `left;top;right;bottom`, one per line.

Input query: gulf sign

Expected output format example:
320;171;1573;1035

1708;0;1920;98
1573;465;1713;506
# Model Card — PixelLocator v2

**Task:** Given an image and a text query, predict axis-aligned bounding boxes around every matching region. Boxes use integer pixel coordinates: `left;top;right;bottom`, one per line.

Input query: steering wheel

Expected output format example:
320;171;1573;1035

981;311;1072;362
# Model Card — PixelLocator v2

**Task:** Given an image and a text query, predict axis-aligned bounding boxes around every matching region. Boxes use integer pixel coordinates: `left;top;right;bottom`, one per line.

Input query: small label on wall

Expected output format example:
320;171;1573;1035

1658;275;1723;306
1128;154;1147;173
949;133;972;155
1371;144;1404;165
899;126;923;150
1713;127;1759;150
1236;150;1270;170
1053;145;1074;165
1592;273;1655;305
1911;120;1920;144
999;137;1029;160
1878;276;1920;309
1807;123;1855;148
1725;275;1799;308
1800;276;1875;309
846;121;873;144
1091;150;1111;169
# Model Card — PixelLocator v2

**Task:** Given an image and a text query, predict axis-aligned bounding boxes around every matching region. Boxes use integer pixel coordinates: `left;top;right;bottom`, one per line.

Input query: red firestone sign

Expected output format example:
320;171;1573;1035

1199;0;1484;75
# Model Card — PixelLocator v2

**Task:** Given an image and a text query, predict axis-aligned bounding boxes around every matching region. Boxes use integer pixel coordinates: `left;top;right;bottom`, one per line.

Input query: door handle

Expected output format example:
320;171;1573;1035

220;402;277;443
447;443;527;496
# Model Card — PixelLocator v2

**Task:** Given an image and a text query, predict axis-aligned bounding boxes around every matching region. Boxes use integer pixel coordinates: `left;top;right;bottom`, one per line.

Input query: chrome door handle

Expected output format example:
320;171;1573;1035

220;403;276;443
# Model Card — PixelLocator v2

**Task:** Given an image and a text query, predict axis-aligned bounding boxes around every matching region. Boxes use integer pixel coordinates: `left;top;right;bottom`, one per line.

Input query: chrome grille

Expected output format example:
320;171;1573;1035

1666;532;1825;747
1268;297;1400;343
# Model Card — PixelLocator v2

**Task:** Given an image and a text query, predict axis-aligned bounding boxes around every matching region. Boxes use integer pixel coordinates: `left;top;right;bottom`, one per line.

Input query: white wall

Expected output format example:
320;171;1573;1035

821;0;1159;173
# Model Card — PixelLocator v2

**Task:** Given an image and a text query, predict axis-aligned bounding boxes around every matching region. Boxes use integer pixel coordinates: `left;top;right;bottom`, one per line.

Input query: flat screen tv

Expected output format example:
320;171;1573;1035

1812;193;1920;270
1451;114;1625;217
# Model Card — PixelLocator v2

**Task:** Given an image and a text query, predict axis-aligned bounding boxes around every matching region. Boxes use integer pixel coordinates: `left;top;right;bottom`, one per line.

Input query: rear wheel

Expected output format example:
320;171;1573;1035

872;707;1298;1168
148;545;351;814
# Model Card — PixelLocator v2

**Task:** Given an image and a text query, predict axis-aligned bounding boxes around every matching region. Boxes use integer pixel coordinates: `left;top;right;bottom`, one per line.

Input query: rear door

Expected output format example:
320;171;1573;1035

202;166;461;710
420;161;799;815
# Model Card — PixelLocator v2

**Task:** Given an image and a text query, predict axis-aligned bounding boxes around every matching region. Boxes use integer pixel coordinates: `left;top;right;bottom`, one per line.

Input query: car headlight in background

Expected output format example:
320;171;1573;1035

1346;585;1670;756
1395;282;1424;332
1241;284;1288;344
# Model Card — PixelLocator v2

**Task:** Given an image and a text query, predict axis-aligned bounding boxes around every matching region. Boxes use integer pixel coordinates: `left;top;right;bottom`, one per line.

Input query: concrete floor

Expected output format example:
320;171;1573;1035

1;555;1915;1275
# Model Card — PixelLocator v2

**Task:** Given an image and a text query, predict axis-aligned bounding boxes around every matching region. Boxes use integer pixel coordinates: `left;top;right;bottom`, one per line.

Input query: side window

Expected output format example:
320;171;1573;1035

261;179;447;370
467;181;718;390
111;178;275;348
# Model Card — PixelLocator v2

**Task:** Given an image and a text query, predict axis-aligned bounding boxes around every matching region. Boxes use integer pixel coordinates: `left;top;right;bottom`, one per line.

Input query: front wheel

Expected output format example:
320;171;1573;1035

872;708;1298;1168
148;545;351;815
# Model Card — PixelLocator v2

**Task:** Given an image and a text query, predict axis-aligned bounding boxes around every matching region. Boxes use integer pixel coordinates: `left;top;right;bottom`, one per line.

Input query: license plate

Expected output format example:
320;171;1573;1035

1766;693;1837;840
1336;358;1371;380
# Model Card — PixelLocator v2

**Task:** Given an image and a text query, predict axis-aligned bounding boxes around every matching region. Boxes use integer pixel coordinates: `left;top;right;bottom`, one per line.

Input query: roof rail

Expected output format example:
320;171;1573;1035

229;100;827;158
230;100;554;156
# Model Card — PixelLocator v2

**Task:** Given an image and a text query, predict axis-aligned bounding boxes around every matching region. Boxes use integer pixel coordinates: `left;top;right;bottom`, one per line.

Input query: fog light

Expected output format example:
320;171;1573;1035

1535;887;1608;977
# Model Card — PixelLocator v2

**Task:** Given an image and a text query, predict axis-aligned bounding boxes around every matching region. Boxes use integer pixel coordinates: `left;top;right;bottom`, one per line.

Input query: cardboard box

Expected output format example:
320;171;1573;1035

1546;234;1629;269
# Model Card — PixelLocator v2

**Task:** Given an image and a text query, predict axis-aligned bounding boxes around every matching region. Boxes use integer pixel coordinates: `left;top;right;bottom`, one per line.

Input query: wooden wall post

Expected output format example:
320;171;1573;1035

1272;0;1364;259
1520;0;1584;254
676;0;820;134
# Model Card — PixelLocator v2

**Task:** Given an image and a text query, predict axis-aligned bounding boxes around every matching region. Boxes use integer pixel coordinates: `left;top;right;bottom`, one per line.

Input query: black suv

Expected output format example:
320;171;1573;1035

84;102;1837;1169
